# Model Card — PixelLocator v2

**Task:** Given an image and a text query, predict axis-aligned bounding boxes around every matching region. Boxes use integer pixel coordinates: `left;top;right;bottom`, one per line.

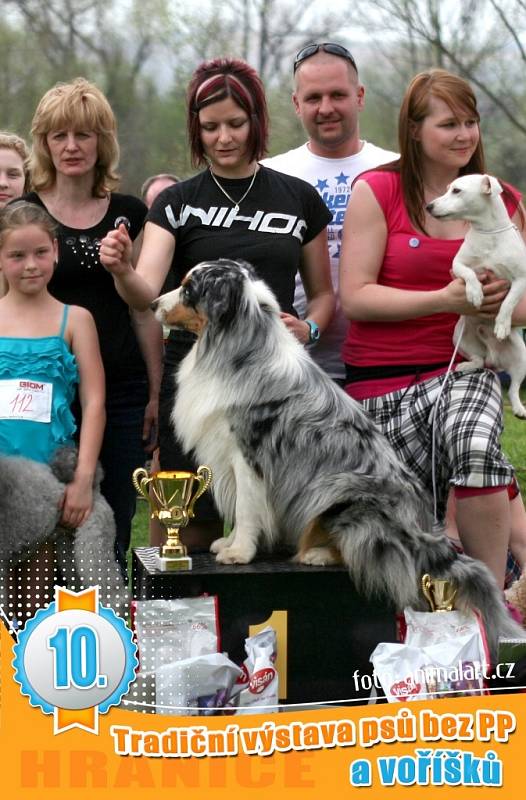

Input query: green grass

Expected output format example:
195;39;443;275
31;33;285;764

128;499;150;573
502;393;526;491
131;498;150;547
129;389;526;559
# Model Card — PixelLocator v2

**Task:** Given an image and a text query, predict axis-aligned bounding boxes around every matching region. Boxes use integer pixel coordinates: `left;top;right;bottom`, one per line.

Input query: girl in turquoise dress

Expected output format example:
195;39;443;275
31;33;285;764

0;202;105;528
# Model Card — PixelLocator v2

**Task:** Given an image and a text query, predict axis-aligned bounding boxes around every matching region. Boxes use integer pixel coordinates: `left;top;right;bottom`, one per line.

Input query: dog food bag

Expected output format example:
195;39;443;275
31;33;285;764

231;627;279;714
370;642;429;702
134;596;219;673
371;606;489;702
372;636;487;702
404;606;489;697
155;652;243;716
404;606;490;659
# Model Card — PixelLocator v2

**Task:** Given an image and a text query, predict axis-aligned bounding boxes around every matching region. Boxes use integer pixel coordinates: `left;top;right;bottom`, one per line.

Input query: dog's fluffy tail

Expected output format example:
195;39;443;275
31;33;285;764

446;552;524;646
333;520;524;663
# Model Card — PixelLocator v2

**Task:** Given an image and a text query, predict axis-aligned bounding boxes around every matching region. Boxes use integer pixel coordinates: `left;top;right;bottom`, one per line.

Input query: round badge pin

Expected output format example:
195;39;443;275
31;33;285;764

409;237;420;248
13;587;137;734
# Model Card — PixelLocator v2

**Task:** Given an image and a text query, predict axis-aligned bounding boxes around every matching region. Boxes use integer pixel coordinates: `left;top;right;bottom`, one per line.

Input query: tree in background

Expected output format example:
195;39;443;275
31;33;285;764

2;0;526;189
2;0;339;187
353;0;526;184
4;0;181;188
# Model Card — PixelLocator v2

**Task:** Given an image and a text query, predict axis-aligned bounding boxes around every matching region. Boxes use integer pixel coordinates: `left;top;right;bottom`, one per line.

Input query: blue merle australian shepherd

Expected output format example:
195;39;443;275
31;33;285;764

152;258;524;659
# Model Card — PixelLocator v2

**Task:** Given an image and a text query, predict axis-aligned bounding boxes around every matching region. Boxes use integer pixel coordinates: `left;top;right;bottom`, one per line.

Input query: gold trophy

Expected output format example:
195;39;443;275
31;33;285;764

132;466;212;571
421;573;458;612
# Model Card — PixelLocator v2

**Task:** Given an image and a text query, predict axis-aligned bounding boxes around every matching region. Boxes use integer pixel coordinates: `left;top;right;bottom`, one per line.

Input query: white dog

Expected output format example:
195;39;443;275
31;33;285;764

427;173;526;418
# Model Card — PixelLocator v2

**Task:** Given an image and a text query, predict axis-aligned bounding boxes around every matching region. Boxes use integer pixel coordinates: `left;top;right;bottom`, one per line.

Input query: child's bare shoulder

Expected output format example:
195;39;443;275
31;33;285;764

69;305;96;325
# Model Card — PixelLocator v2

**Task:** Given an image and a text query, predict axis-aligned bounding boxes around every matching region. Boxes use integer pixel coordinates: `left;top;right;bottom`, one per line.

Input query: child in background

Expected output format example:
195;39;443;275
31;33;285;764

0;202;105;616
0;132;30;296
0;132;28;209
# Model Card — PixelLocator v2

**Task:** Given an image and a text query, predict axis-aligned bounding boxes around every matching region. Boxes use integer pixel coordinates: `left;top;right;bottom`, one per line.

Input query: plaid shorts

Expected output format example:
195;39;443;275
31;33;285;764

361;368;514;522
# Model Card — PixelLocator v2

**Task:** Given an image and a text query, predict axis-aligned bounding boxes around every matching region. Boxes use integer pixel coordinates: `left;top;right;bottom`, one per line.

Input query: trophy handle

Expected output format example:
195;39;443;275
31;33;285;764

132;467;152;501
187;465;213;518
421;574;435;611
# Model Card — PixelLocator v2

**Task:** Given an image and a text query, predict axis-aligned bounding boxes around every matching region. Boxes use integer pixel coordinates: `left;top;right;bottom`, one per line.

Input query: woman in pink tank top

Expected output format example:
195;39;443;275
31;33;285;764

339;68;526;589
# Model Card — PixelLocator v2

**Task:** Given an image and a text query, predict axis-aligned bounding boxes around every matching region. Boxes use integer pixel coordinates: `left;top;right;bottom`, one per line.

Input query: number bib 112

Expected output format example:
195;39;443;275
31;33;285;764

0;378;53;422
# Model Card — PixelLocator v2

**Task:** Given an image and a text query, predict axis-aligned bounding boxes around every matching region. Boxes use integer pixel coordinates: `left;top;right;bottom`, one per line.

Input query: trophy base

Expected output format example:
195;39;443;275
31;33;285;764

155;554;193;572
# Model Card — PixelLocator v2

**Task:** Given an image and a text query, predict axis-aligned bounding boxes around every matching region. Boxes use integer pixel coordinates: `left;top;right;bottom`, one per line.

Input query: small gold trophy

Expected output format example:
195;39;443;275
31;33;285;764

421;573;458;612
132;466;212;571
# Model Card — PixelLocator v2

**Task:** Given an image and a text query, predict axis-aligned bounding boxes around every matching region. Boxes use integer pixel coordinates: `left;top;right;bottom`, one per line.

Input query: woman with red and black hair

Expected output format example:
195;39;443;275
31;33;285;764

101;57;334;547
186;58;268;169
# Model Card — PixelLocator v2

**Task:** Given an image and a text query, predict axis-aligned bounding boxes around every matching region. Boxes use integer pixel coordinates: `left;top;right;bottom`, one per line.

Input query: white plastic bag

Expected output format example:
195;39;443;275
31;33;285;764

134;596;219;673
156;652;243;715
370;607;489;702
232;627;279;714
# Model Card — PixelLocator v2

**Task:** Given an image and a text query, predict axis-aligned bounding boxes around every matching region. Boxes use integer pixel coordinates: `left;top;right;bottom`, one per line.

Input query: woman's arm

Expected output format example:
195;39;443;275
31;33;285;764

100;221;175;310
282;228;335;344
126;227;164;452
130;308;163;452
339;180;502;322
62;306;106;527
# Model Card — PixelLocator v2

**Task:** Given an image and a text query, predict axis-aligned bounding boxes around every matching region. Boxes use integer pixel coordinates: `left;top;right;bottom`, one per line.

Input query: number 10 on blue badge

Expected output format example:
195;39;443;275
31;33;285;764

13;586;137;734
48;625;108;690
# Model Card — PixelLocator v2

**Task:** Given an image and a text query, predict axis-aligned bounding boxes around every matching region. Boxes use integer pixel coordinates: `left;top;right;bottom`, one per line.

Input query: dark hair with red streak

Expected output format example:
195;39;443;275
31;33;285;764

187;58;269;167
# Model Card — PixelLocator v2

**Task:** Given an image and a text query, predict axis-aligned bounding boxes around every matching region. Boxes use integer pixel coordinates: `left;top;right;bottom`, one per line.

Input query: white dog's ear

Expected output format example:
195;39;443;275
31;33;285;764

481;174;502;196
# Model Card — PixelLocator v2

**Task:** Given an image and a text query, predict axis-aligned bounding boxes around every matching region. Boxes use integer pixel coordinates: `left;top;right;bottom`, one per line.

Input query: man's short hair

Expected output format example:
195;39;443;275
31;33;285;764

140;173;180;201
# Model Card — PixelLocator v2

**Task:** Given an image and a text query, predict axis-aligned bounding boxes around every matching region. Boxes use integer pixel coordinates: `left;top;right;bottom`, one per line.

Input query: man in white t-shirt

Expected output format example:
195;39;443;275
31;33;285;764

263;43;398;381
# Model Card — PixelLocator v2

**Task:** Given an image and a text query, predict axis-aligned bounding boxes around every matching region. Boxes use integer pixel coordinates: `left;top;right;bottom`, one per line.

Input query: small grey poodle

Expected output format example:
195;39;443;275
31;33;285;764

0;447;129;626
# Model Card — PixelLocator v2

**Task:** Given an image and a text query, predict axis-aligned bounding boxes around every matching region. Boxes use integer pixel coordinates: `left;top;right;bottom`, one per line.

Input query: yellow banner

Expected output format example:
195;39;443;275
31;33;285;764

2;623;526;798
56;586;97;613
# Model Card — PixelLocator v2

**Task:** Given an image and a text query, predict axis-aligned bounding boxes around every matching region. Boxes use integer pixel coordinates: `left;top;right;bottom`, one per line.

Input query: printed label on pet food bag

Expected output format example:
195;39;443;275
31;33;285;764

233;626;278;713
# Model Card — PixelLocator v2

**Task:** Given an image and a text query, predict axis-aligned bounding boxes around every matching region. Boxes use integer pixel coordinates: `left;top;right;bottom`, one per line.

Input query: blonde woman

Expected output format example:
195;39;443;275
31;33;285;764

24;78;162;577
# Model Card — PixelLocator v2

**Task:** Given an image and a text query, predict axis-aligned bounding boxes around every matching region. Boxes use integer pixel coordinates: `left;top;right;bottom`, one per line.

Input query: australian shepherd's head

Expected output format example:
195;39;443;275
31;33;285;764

151;258;280;335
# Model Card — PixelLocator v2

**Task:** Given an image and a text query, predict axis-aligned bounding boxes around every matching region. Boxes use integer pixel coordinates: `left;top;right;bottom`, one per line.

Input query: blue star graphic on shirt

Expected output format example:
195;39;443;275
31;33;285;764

316;179;329;191
336;172;350;185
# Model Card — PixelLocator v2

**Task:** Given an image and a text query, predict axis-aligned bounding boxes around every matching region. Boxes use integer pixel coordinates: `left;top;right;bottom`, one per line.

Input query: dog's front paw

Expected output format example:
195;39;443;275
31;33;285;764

210;533;234;553
465;282;484;308
215;542;256;564
494;319;512;341
455;359;481;372
296;546;341;566
511;402;526;420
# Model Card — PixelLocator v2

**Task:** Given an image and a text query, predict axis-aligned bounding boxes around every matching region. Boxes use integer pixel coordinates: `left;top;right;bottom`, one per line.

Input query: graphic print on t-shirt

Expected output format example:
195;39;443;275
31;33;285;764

164;203;308;242
314;171;352;260
63;235;102;269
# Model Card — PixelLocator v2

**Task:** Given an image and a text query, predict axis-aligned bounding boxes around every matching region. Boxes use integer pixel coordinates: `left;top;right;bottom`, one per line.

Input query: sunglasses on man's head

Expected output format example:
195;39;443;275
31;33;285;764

293;42;358;74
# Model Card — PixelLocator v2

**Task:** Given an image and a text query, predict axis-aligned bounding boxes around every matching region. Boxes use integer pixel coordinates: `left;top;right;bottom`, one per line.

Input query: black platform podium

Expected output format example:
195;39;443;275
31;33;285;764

132;547;397;705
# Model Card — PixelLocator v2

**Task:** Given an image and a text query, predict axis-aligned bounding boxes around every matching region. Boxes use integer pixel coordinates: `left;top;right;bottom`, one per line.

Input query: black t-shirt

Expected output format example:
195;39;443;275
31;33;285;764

147;165;331;366
147;165;331;307
23;192;147;384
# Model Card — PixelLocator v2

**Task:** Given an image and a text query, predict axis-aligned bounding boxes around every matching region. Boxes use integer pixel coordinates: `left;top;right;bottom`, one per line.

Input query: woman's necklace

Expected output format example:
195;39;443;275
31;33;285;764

209;165;258;212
